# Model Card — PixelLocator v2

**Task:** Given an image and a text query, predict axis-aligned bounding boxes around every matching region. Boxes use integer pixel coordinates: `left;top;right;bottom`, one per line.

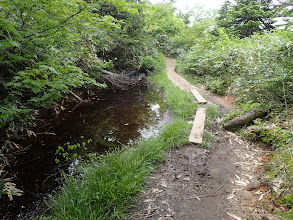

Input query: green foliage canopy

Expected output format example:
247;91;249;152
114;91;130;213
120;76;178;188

216;0;275;37
272;0;293;28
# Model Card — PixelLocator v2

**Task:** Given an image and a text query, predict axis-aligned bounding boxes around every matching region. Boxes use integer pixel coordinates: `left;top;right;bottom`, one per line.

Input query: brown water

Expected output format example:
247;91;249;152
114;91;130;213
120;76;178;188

0;85;171;219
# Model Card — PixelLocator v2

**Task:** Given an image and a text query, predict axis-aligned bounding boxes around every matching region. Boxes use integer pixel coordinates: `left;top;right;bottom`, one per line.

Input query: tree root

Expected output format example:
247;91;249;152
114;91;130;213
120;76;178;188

69;90;84;102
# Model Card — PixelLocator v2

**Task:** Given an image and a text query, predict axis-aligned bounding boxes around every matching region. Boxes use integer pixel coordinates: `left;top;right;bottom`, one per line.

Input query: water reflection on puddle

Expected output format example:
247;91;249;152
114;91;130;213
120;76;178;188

138;103;171;140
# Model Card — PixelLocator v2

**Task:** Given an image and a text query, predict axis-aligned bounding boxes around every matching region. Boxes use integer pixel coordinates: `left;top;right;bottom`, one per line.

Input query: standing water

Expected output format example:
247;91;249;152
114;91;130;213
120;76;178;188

0;85;171;219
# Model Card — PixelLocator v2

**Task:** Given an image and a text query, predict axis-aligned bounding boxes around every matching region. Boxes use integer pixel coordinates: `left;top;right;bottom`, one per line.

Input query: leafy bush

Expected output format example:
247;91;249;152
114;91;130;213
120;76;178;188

205;77;227;95
141;56;156;72
0;0;163;148
177;30;293;109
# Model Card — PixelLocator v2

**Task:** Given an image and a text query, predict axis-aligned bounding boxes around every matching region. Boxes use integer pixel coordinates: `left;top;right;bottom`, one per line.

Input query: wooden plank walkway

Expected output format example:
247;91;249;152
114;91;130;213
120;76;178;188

166;58;195;91
190;89;207;104
189;107;206;144
165;58;207;144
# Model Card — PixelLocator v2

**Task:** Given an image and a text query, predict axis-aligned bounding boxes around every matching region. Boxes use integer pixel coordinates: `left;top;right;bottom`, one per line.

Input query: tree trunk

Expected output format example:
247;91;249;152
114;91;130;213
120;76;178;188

223;108;267;131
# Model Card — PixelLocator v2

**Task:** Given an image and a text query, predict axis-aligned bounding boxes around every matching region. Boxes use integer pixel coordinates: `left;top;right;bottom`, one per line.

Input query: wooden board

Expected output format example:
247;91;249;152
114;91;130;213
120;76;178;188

189;107;206;144
190;89;207;104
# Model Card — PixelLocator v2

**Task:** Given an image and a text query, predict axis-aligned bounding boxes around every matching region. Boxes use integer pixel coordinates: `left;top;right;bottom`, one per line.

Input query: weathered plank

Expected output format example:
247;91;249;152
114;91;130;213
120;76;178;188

189;107;206;144
190;89;207;104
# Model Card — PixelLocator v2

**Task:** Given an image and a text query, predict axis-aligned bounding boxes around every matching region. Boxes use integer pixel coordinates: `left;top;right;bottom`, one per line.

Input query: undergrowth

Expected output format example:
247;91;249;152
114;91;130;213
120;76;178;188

205;104;220;128
42;56;196;219
176;30;293;108
202;131;214;149
222;101;261;123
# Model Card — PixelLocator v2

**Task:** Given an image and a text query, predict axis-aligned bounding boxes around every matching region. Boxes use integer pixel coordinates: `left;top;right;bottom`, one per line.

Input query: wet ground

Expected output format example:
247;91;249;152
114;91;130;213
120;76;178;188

0;85;172;219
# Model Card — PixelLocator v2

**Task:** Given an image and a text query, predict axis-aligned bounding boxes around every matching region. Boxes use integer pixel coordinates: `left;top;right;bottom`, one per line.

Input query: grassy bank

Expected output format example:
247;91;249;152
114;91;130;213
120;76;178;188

42;56;197;219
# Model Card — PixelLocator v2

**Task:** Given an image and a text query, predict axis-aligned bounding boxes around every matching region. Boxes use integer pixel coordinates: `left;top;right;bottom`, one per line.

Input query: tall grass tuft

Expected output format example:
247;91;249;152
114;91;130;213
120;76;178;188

43;55;196;219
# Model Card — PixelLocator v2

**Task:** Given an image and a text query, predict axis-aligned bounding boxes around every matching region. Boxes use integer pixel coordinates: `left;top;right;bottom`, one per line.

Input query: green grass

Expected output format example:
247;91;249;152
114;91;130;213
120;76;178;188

147;69;197;119
44;119;191;220
201;104;220;148
201;131;214;149
205;104;220;128
43;56;196;219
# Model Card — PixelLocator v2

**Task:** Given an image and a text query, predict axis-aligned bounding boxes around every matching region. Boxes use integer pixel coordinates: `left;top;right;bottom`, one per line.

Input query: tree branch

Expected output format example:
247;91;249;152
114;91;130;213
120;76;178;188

69;91;84;102
23;6;87;39
19;6;35;31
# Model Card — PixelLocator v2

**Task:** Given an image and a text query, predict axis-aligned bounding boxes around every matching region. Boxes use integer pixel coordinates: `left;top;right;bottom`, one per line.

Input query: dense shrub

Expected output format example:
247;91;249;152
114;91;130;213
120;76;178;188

176;30;293;108
0;0;163;149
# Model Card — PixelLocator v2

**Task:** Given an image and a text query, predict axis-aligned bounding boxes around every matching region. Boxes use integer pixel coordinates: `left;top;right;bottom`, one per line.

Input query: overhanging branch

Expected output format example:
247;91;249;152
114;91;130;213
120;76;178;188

23;6;87;39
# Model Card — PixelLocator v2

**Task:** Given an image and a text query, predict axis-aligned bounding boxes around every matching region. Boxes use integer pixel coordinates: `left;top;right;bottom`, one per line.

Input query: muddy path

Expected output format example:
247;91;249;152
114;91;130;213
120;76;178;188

130;58;280;220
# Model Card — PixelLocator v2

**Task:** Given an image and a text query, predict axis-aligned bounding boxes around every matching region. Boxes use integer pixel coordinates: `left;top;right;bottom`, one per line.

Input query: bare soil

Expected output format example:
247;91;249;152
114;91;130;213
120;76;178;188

130;59;281;220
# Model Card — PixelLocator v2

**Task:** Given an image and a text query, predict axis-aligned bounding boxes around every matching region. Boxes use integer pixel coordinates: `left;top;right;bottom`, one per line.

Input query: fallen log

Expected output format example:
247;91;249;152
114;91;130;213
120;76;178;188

101;69;142;90
223;108;267;131
101;69;117;76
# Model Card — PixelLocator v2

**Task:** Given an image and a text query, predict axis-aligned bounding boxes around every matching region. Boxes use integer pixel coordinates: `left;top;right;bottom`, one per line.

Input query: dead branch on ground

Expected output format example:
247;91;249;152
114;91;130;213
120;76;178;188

101;69;145;90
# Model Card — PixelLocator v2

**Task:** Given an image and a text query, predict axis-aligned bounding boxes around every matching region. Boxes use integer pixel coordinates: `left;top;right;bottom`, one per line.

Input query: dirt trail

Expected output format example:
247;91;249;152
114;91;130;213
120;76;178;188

166;58;234;111
166;58;196;92
130;59;280;220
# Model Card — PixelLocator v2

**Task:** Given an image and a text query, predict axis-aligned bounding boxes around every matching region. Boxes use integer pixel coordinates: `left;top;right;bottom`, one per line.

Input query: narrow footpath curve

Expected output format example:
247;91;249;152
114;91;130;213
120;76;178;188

130;58;279;220
166;58;195;92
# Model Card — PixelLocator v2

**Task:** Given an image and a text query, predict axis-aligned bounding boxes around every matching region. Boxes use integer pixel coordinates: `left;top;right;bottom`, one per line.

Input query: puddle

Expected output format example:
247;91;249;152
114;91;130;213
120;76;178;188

0;85;171;219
